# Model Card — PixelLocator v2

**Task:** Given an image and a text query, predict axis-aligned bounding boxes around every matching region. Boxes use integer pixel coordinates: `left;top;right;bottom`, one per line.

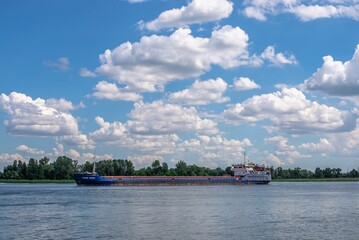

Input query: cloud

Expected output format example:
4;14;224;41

80;68;97;77
45;98;79;112
89;115;252;166
233;77;261;91
128;0;146;3
223;88;357;134
141;0;233;31
301;44;359;96
0;92;93;149
264;136;304;165
92;81;143;102
16;145;45;155
291;4;359;21
0;153;25;166
90;117;180;155
90;116;134;145
261;46;298;67
0;92;79;137
95;26;248;92
178;135;251;165
66;149;81;159
301;119;359;158
128;155;164;167
242;0;359;21
59;134;94;150
300;138;335;156
168;78;229;105
44;57;70;71
96;25;292;93
52;144;65;157
59;150;113;164
88;113;260;167
127;101;218;135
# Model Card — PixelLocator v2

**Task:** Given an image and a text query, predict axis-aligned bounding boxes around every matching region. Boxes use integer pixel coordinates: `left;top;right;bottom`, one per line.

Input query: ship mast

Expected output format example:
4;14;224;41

92;153;96;174
243;147;246;165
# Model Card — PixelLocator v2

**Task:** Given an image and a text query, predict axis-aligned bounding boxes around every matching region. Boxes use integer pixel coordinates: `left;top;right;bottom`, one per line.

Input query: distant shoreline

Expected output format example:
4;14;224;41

1;178;359;184
273;178;359;182
0;179;75;184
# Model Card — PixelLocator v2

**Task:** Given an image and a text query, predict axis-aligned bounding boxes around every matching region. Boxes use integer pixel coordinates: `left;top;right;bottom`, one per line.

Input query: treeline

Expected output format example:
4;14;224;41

0;156;135;180
133;160;232;176
0;156;78;180
1;156;359;180
270;167;359;179
0;157;231;180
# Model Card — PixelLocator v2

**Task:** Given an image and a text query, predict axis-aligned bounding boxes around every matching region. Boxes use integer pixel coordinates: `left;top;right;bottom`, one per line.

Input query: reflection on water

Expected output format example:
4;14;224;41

1;182;359;240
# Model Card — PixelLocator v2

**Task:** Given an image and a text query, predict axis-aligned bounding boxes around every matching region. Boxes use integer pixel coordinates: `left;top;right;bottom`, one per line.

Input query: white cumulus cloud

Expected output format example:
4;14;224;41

300;138;335;156
16;145;45;155
128;155;164;167
265;136;304;166
90;117;180;155
127;101;218;135
223;88;357;134
242;0;359;21
96;25;266;93
301;119;359;158
92;81;142;102
0;92;79;137
178;135;251;166
96;25;292;94
80;68;97;78
96;26;248;92
0;92;93;149
168;78;229;105
0;153;25;165
233;77;261;91
141;0;233;31
261;46;298;67
301;44;359;96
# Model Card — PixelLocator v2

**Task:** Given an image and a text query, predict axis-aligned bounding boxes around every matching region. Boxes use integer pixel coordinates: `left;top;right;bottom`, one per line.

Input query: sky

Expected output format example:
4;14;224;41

1;0;359;171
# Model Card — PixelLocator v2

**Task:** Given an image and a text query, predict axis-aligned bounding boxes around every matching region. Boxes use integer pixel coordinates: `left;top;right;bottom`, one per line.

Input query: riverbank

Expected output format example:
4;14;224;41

273;178;359;182
2;178;359;183
0;179;75;184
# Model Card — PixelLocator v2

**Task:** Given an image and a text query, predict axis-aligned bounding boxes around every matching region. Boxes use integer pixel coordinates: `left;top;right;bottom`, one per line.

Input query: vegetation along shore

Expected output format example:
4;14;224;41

1;156;358;182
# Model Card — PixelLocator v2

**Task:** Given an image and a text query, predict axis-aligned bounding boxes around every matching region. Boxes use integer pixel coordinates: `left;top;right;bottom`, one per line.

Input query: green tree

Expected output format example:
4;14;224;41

151;160;162;175
314;167;323;178
349;169;359;178
162;162;169;175
125;160;134;175
96;160;114;176
53;156;75;180
18;160;27;179
331;168;342;178
175;160;187;176
82;161;94;172
322;168;332;178
225;166;233;175
3;170;20;179
26;158;39;180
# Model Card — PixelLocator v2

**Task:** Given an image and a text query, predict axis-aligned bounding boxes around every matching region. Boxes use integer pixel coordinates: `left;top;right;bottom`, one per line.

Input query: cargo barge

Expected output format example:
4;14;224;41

74;162;271;186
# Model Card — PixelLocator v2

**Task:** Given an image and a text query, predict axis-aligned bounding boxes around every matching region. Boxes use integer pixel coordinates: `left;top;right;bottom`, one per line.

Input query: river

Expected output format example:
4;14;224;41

1;182;358;240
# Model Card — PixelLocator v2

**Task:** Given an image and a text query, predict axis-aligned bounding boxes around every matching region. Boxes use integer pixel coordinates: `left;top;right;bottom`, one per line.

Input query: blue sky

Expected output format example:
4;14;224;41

1;0;359;170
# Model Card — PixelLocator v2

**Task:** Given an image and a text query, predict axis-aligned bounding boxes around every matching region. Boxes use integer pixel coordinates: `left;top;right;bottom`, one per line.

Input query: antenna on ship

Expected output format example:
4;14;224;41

92;151;96;174
243;146;246;165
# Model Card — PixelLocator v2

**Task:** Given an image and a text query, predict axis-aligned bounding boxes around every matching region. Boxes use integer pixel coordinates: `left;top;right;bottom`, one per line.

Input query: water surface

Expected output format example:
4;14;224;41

1;182;358;240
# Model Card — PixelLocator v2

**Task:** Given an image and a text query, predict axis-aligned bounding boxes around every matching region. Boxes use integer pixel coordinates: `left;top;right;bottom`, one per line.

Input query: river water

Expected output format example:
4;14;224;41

1;182;359;240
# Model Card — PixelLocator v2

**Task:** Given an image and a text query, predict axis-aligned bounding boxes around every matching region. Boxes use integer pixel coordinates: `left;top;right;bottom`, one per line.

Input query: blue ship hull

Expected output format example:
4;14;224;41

74;173;271;186
74;173;120;185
